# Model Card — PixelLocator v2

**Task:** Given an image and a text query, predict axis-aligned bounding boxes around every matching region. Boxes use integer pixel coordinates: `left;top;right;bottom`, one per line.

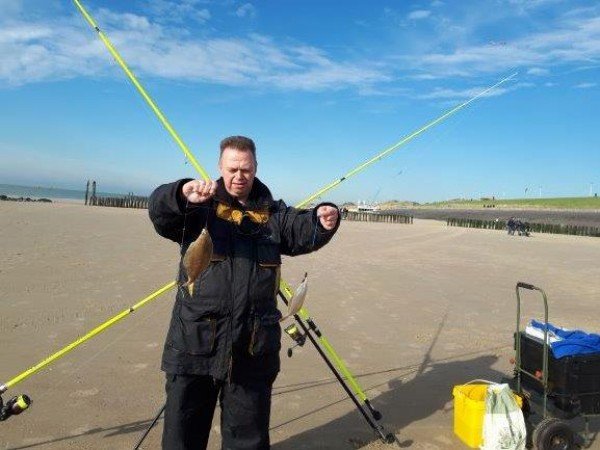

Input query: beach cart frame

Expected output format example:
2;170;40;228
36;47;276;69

512;282;600;449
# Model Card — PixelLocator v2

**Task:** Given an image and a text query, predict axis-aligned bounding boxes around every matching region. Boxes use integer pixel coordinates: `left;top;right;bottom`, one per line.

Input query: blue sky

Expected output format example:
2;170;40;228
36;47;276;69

0;0;598;204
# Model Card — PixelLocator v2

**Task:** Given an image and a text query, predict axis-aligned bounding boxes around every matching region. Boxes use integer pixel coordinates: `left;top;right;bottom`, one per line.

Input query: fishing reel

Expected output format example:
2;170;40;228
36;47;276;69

0;394;31;422
284;323;307;357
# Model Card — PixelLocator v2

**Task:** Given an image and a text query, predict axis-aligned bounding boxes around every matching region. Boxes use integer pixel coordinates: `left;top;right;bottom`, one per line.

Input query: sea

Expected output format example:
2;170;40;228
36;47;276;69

0;184;130;203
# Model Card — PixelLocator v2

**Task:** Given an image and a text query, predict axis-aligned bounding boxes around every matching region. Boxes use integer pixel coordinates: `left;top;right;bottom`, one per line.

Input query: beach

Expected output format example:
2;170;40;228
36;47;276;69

1;201;599;450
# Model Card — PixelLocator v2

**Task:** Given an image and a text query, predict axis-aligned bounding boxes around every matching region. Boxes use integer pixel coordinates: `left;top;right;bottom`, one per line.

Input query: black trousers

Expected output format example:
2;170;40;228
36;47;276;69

162;374;274;450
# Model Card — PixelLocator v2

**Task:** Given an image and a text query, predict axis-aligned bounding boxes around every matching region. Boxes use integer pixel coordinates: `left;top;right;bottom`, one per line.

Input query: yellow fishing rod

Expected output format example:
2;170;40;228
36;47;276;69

72;0;210;182
278;72;517;421
296;73;516;209
0;281;176;421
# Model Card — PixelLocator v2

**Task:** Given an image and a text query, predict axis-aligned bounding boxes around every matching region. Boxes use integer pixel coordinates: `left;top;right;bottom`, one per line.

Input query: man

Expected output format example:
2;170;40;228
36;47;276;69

149;136;340;450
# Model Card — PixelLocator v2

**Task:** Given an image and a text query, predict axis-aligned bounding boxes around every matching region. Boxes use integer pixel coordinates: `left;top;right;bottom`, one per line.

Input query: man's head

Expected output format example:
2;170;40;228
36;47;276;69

218;136;257;203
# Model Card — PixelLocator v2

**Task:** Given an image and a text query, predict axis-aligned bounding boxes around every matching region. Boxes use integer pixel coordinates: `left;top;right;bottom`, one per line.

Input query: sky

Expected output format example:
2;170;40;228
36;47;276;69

0;0;599;204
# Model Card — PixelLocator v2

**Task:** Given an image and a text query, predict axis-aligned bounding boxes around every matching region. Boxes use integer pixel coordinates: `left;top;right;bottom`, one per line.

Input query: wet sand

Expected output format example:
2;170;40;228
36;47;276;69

1;202;599;449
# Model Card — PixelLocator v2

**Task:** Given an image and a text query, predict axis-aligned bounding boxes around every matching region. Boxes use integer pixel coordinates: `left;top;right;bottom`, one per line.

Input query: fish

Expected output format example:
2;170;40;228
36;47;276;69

280;273;308;322
182;227;213;293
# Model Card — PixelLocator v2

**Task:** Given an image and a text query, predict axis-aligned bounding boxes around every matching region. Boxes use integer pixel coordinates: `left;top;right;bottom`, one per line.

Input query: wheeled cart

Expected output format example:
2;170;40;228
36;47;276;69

512;282;600;449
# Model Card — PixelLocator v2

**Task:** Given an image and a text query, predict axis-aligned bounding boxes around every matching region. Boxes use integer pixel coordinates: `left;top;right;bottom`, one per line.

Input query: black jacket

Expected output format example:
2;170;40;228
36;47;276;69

149;177;339;381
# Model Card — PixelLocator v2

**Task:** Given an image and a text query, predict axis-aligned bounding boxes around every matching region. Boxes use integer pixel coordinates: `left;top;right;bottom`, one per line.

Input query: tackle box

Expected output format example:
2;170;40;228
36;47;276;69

516;331;600;414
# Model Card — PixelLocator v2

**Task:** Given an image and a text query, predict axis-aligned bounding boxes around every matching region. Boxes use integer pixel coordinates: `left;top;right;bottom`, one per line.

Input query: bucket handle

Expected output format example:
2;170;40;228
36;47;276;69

463;379;499;386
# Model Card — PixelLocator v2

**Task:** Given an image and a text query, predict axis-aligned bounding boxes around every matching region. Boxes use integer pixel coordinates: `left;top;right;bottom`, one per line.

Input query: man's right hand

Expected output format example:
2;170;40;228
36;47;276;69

182;180;217;203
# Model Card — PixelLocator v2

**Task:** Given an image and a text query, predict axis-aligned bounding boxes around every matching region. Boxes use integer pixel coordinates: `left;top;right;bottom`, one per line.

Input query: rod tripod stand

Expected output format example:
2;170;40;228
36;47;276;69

133;291;397;449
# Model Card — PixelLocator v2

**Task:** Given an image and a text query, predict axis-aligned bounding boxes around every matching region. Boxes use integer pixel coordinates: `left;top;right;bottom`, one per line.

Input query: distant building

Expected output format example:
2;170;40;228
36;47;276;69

355;200;380;213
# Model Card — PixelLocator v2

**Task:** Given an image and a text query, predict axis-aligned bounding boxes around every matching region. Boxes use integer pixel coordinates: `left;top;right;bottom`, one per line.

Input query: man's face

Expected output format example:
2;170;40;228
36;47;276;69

219;147;256;201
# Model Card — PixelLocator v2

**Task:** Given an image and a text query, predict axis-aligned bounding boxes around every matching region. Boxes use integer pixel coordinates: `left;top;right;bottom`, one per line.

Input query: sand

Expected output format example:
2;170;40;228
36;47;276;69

1;201;599;450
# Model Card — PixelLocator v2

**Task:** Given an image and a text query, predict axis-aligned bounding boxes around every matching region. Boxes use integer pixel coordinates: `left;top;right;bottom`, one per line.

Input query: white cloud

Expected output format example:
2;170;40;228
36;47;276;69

419;85;509;100
412;13;600;77
526;67;549;76
407;10;431;20
0;7;388;93
574;82;597;89
142;0;211;24
236;3;257;19
506;0;566;16
0;0;22;15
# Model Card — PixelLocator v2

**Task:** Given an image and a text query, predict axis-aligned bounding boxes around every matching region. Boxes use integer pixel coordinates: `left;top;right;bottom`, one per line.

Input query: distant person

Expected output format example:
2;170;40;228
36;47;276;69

517;220;530;237
507;217;516;235
148;136;340;450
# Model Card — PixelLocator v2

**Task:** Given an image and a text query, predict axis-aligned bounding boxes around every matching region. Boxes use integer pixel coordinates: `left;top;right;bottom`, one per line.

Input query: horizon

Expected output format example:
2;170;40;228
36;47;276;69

1;1;599;203
1;181;596;206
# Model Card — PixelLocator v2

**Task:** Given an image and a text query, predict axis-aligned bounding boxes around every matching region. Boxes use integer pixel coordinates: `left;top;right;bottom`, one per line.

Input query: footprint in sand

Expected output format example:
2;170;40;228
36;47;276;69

69;387;99;398
131;363;149;372
22;436;56;445
70;425;93;435
434;435;453;445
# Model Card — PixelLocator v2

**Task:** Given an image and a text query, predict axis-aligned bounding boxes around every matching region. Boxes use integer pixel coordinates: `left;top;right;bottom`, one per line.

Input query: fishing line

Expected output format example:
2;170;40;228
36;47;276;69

294;72;518;209
310;214;320;248
0;282;176;395
178;198;192;297
47;2;518;443
52;298;164;392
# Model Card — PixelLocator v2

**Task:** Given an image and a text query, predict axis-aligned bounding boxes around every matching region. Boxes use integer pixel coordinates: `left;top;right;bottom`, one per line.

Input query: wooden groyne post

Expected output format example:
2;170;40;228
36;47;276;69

342;211;413;224
86;181;149;209
91;181;97;205
84;180;90;205
446;218;600;237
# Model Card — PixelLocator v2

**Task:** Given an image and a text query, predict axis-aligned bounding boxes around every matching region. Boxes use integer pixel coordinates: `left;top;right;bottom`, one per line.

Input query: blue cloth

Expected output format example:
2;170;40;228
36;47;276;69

531;320;600;359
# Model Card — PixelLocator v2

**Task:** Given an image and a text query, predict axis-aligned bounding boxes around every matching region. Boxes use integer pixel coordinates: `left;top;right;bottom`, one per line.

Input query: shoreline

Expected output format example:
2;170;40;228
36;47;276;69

0;195;84;205
3;199;600;227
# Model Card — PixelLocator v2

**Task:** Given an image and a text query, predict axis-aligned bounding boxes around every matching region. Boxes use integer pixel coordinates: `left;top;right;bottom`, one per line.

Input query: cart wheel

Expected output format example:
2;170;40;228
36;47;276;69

533;418;574;450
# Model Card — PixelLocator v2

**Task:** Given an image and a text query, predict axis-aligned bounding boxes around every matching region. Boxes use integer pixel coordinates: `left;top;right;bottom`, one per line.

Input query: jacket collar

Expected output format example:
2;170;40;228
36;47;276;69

214;177;273;211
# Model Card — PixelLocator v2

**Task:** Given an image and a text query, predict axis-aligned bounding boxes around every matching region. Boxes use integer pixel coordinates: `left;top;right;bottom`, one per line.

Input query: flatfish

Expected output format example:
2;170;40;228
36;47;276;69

182;227;213;292
280;273;308;322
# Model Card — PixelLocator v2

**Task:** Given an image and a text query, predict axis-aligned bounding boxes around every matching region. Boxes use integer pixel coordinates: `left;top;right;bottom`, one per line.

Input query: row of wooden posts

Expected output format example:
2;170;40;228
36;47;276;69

85;180;149;209
83;182;597;237
88;195;150;209
342;211;413;224
446;218;600;237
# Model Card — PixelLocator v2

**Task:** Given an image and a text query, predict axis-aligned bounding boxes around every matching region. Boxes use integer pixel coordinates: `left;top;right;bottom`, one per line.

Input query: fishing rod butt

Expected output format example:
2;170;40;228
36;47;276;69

364;398;382;420
384;432;397;444
0;394;32;422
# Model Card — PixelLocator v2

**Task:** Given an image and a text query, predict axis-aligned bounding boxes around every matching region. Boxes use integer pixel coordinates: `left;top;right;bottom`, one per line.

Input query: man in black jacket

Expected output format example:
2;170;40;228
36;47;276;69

149;136;340;450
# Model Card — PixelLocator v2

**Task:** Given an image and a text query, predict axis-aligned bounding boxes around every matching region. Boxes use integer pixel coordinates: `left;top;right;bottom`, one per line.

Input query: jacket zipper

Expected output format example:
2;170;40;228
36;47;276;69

226;228;235;384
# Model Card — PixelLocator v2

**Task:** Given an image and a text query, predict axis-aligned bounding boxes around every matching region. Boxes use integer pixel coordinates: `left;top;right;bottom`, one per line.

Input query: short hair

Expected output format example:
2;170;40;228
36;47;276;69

219;136;256;161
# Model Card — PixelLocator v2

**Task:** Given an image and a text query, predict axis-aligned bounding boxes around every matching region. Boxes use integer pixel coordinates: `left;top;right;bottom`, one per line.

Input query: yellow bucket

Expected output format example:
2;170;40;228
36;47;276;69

452;382;522;448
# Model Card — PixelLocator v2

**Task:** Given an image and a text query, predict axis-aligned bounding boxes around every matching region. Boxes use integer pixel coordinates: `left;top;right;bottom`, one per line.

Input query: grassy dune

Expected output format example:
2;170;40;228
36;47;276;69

424;197;600;210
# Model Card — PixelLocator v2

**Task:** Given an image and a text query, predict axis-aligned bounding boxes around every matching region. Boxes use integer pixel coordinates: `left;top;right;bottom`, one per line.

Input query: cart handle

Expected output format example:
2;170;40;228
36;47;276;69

514;281;550;417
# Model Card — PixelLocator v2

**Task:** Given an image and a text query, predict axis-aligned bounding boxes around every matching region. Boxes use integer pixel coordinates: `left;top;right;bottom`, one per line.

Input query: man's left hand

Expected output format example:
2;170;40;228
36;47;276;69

317;205;339;231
